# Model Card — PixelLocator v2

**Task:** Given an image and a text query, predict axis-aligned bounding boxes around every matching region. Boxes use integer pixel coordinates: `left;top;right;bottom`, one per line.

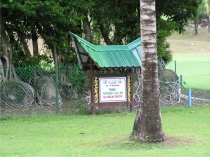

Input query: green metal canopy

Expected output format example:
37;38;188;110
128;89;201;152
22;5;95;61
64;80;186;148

70;32;142;70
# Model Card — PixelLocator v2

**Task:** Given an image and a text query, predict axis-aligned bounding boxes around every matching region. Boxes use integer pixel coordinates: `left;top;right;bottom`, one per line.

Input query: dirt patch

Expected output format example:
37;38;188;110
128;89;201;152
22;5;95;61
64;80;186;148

164;136;195;148
164;136;181;148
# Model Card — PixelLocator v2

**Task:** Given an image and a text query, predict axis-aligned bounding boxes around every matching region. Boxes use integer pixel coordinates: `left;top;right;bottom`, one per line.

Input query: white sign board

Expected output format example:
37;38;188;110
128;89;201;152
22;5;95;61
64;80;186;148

99;77;127;102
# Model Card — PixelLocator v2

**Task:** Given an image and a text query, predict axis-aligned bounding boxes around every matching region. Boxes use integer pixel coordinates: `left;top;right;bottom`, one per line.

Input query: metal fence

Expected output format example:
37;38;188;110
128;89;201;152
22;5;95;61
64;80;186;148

0;61;210;115
0;65;91;113
166;60;210;91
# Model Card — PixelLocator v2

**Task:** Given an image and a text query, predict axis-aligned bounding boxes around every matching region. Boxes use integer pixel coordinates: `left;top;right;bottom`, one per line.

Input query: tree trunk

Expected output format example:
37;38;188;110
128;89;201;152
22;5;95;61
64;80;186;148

52;45;59;65
98;18;112;45
82;14;92;42
80;0;92;42
30;20;39;56
0;23;12;67
20;38;31;57
207;12;210;41
130;0;164;142
115;0;126;6
194;19;198;35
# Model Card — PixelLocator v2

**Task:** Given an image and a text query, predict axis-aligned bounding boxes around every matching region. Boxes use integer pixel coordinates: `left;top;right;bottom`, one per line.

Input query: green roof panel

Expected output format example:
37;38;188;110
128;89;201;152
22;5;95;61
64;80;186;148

70;32;142;69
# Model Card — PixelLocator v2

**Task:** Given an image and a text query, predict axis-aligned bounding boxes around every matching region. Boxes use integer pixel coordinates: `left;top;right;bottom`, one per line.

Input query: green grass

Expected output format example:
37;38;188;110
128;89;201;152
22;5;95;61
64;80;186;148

1;105;210;157
172;55;210;61
166;27;210;90
166;59;210;90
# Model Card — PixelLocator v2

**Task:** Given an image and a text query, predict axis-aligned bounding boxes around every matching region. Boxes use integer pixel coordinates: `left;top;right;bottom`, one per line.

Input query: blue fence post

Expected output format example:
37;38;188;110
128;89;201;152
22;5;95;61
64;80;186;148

188;88;192;107
180;75;183;87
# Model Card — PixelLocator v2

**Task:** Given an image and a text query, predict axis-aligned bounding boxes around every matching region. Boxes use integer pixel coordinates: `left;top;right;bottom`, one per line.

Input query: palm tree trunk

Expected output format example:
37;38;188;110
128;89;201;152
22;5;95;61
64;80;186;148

130;0;164;142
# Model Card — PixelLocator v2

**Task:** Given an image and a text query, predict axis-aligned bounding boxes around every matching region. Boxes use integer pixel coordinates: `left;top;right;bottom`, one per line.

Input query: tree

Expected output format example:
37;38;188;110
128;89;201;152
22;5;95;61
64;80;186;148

1;0;202;66
130;0;165;142
195;1;205;35
204;0;210;41
0;23;12;67
190;0;208;35
0;0;85;66
89;0;201;62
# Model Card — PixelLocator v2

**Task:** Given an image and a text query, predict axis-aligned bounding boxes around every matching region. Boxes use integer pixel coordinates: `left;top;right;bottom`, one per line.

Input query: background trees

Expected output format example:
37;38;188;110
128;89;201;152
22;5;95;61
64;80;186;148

204;0;210;41
0;0;85;66
0;0;203;67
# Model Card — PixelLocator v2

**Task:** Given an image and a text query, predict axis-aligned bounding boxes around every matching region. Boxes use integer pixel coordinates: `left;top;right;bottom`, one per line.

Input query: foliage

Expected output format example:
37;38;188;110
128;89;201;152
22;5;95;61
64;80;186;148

0;0;85;64
12;53;53;67
196;0;208;19
0;0;203;65
156;18;174;62
156;0;202;33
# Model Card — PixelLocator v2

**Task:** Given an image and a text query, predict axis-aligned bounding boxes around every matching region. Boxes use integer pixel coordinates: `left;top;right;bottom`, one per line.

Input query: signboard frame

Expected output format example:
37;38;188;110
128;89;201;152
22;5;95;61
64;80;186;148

87;72;139;114
99;77;127;103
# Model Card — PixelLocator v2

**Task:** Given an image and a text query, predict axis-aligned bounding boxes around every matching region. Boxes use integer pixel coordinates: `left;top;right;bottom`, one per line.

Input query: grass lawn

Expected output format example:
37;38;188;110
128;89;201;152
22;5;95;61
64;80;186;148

171;55;210;61
166;59;210;90
1;105;210;157
0;25;209;157
166;27;210;90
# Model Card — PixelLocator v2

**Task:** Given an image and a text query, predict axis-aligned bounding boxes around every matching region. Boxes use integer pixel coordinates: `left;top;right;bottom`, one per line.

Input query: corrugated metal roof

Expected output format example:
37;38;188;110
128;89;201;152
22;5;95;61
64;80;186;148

70;32;141;69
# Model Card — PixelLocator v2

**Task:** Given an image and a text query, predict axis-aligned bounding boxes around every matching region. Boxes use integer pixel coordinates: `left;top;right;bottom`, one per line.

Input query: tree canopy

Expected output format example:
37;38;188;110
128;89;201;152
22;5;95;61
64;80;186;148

0;0;202;66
